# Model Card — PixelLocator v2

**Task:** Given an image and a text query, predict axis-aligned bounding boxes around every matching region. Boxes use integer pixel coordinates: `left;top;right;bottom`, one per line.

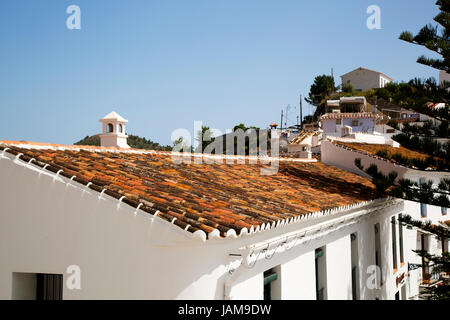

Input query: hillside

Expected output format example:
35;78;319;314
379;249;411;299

74;134;172;151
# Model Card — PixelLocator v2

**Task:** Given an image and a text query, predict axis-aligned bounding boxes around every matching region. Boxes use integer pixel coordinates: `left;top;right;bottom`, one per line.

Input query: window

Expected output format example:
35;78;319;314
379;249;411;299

443;238;449;254
117;124;123;133
399;216;404;264
12;273;63;300
350;233;359;300
37;274;63;300
420;234;430;280
351;119;359;127
336;119;342;125
315;247;327;300
107;123;114;133
442;207;447;215
391;217;398;270
419;178;427;217
374;223;383;286
420;203;427;217
263;268;278;300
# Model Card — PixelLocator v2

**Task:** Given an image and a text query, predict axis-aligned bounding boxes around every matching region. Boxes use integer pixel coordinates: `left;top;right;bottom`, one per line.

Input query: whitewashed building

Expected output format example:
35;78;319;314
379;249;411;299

0;140;427;300
321;139;450;298
320;112;379;138
341;67;392;92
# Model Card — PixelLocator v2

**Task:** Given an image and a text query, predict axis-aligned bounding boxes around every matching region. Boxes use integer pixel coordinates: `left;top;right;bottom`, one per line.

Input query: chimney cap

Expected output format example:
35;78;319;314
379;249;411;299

100;111;128;123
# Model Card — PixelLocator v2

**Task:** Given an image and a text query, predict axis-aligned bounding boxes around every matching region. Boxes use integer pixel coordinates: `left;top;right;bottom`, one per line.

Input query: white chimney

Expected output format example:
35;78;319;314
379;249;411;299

99;111;130;148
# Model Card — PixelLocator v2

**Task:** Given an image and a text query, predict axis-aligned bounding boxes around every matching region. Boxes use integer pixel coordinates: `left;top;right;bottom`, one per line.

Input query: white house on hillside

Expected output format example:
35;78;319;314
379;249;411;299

320;112;379;138
341;67;392;92
322;97;378;138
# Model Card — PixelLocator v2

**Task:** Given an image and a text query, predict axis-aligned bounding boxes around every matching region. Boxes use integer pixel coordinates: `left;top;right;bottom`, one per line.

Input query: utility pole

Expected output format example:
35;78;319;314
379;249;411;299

285;106;288;129
280;110;283;130
299;94;303;130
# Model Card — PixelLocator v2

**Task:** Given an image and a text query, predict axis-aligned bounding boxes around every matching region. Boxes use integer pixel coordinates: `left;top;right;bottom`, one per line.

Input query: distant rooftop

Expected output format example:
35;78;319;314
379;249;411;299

341;67;393;81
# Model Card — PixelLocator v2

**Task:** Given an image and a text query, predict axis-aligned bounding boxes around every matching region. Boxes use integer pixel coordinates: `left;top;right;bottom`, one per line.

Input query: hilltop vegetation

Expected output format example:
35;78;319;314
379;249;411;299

74;134;172;151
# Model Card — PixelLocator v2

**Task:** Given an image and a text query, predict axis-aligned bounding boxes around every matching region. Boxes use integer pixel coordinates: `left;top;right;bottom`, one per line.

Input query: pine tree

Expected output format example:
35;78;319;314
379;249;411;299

305;75;337;120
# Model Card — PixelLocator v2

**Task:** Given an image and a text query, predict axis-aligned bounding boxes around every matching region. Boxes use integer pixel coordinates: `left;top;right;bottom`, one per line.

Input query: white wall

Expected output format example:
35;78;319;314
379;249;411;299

321;139;408;178
380;75;391;88
341;69;390;91
229;273;263;300
322;118;376;136
277;251;316;300
325;236;352;300
99;134;129;148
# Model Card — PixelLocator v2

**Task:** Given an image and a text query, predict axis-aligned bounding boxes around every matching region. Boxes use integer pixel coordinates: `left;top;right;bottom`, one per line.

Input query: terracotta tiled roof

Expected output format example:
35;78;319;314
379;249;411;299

0;140;376;240
289;131;313;145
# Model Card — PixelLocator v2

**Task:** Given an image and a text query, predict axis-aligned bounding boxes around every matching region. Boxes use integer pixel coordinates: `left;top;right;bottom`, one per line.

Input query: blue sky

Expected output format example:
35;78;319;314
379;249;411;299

0;0;441;145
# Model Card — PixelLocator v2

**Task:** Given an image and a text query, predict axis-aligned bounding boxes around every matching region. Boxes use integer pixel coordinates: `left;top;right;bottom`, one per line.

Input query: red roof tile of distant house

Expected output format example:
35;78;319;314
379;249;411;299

0;140;377;240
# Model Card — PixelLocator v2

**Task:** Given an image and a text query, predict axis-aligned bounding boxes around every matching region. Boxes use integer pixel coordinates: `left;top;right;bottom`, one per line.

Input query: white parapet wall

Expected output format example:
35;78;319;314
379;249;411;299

325;133;388;145
321;140;449;185
321;139;408;178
